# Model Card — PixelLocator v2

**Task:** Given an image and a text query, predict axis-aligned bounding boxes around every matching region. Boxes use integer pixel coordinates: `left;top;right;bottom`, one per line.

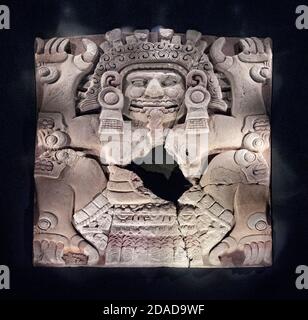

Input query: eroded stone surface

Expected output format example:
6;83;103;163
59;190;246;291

33;29;272;267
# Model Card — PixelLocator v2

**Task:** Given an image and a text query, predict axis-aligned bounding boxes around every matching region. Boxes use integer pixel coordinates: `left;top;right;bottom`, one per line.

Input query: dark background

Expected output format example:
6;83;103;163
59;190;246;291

0;0;308;300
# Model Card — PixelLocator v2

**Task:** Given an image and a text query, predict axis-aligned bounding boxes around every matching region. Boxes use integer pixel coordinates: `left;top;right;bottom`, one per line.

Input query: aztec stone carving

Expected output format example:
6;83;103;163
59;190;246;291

33;29;272;267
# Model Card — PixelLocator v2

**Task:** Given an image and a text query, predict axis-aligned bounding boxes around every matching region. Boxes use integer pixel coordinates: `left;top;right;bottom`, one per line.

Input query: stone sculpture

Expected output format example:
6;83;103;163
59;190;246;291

33;29;272;267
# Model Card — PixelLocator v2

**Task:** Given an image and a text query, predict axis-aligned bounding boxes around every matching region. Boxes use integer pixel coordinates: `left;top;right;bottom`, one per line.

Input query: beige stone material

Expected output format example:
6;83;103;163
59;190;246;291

33;28;272;267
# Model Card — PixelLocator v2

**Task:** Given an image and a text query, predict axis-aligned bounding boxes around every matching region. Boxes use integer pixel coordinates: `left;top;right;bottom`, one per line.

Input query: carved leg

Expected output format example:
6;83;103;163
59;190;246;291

34;178;100;266
178;185;235;266
208;184;271;267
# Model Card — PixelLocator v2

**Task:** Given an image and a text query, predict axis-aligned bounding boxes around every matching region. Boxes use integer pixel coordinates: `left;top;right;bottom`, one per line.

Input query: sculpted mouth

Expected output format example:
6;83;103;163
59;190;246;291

129;99;180;113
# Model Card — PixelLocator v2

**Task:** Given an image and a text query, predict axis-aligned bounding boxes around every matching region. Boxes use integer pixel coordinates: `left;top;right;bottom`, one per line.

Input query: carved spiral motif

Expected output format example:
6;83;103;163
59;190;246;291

55;149;81;166
170;51;179;58
44;131;68;149
234;149;269;185
37;66;60;84
55;150;70;161
101;70;121;87
234;149;257;167
243;133;265;152
38;212;58;231
99;41;201;72
184;44;194;52
247;212;268;231
249;65;270;83
186;69;207;87
142;43;152;50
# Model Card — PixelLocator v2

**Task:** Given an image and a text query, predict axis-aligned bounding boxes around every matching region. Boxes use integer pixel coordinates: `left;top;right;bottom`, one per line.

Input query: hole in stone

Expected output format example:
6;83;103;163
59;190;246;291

125;146;192;203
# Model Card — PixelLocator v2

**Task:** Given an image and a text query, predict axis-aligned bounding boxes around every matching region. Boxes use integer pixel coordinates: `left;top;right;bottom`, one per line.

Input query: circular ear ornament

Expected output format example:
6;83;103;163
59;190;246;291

98;87;124;110
185;85;210;110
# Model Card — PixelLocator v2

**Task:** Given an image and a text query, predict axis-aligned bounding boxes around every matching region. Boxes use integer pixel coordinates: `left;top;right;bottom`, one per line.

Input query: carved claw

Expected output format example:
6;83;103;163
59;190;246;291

210;37;233;69
210;37;226;63
81;38;99;63
243;240;272;265
44;38;57;54
35;38;45;54
210;37;272;68
45;37;70;55
34;233;100;266
209;237;272;266
57;38;70;53
35;37;70;63
74;38;99;71
238;37;271;63
239;37;259;54
33;239;65;266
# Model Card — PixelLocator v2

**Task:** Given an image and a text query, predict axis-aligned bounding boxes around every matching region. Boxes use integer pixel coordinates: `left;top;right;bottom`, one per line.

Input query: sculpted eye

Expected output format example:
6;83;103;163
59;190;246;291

132;79;147;87
161;78;177;87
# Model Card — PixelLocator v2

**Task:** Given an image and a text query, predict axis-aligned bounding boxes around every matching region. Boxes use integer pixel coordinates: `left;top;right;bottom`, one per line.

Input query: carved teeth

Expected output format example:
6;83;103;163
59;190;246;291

129;104;179;114
129;106;142;113
131;99;177;107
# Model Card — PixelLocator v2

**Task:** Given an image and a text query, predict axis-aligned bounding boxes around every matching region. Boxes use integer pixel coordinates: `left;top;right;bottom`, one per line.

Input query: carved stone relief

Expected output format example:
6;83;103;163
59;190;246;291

33;29;272;267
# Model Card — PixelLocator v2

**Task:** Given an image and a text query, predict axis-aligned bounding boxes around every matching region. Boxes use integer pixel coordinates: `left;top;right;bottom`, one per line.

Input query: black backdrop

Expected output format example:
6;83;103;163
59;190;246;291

0;0;308;300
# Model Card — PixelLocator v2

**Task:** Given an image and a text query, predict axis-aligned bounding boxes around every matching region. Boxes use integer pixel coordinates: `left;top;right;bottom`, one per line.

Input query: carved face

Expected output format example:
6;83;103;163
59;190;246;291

124;70;185;128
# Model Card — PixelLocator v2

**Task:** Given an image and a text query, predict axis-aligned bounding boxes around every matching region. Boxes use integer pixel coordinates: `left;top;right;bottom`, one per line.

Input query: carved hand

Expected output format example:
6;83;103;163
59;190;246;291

210;37;272;117
35;37;99;121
